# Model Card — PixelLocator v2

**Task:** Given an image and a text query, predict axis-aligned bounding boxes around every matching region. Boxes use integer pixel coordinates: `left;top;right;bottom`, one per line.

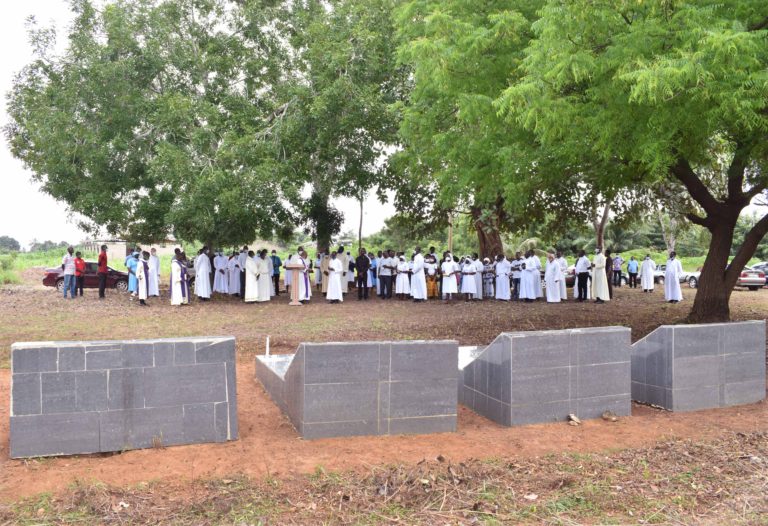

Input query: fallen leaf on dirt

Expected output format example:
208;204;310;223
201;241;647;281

568;414;582;425
602;411;619;422
523;493;538;501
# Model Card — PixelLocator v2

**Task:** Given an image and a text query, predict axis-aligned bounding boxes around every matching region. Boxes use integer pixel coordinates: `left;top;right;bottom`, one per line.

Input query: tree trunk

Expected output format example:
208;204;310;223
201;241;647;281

470;206;503;258
657;209;677;253
592;199;611;250
358;191;364;251
310;186;333;254
687;221;737;323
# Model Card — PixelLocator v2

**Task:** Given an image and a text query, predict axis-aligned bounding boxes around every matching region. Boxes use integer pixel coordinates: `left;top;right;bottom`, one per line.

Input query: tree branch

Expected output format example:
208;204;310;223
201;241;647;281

670;158;721;216
748;16;768;31
685;212;712;228
726;142;749;203
729;212;768;273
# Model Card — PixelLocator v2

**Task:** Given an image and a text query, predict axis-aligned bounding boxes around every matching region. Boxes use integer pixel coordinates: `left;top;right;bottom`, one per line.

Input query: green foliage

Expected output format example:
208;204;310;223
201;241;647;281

0;236;20;253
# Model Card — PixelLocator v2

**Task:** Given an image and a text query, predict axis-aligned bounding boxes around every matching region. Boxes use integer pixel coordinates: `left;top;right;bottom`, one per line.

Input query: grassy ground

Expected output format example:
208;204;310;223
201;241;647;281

1;432;765;525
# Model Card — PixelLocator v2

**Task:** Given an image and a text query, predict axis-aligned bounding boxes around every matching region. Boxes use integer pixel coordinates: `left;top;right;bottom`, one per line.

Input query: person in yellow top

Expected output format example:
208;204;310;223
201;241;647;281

591;248;610;304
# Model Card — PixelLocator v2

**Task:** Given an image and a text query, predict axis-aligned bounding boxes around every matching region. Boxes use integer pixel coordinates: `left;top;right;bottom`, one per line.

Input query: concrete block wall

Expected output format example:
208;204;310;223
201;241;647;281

256;340;458;439
460;327;632;426
10;337;238;458
631;320;766;411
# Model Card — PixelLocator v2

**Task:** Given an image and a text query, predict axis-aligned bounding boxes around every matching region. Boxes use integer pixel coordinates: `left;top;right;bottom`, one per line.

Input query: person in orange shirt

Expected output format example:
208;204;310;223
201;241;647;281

74;251;86;297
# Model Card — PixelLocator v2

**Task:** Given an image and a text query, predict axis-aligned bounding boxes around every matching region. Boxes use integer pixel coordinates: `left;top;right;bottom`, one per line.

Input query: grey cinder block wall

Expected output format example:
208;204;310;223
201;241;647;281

459;327;632;426
631;320;766;411
10;337;238;458
256;340;458;439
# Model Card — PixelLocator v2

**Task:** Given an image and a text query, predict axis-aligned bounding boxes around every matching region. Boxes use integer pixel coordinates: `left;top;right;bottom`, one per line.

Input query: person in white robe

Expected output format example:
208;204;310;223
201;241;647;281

410;248;428;301
336;247;349;294
531;254;543;298
664;252;683;302
253;250;271;302
482;258;495;297
326;252;344;303
227;251;241;296
519;251;538;301
148;248;160;297
136;251;151;306
244;251;259;303
315;254;323;288
395;256;411;298
494;255;511;301
591;249;610;303
472;255;484;300
640;255;657;292
461;258;477;300
544;253;563;303
213;252;229;294
194;248;212;300
284;254;293;291
556;251;568;301
170;256;189;306
441;254;458;300
290;251;312;302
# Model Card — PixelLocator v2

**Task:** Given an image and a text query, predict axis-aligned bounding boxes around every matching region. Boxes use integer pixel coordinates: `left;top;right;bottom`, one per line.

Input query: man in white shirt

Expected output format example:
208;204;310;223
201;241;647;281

510;252;522;301
61;246;76;299
556;251;568;301
574;250;591;302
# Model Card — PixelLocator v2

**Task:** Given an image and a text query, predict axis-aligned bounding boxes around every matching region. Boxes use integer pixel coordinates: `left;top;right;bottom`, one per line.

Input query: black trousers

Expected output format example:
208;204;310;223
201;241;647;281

512;278;520;300
577;272;589;300
613;270;622;286
380;275;392;298
240;271;246;297
76;276;84;296
628;272;638;288
273;274;280;295
357;274;368;299
98;273;106;298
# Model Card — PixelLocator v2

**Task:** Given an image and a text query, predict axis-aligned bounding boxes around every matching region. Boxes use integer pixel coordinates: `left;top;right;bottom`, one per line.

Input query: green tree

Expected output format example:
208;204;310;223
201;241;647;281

499;0;768;321
6;0;291;247
0;236;21;252
271;0;404;252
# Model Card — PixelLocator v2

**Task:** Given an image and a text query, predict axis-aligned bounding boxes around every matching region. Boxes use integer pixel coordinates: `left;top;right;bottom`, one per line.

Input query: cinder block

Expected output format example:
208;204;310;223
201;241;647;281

389;378;457;419
576;395;631;420
41;372;76;414
224;361;238;440
12;346;57;373
672;325;720;358
173;341;196;365
183;403;219;444
100;406;184;451
108;368;145;410
75;371;108;412
122;342;154;368
304;343;380;384
577;362;630;399
214;401;230;441
724;353;765;383
574;327;631;365
153;341;174;366
510;400;572;426
303;382;378;423
721;321;765;354
389;415;456;435
723;380;765;406
59;346;85;371
10;412;100;458
671;386;720;412
11;373;41;416
673;356;721;390
509;332;571;370
144;363;227;407
390;341;457;380
196;339;236;364
86;349;122;370
302;420;378;440
511;367;571;405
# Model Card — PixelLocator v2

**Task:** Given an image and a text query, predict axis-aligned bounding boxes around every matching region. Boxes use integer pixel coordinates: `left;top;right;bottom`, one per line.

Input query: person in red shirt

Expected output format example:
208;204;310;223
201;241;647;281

74;251;86;297
97;244;108;299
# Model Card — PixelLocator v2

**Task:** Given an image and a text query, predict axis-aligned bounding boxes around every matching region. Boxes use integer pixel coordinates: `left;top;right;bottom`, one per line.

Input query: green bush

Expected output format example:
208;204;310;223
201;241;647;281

0;253;16;271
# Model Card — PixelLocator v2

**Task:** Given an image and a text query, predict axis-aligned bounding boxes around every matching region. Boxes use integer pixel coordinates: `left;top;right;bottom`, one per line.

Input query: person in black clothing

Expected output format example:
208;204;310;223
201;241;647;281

355;247;371;300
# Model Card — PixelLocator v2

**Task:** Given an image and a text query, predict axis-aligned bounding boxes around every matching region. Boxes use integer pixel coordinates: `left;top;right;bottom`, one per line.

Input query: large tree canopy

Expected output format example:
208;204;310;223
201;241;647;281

497;0;768;321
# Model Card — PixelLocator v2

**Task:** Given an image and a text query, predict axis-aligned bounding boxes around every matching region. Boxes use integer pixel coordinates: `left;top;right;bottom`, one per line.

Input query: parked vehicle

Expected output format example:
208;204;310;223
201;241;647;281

654;264;698;287
42;262;128;292
750;262;768;286
684;266;765;291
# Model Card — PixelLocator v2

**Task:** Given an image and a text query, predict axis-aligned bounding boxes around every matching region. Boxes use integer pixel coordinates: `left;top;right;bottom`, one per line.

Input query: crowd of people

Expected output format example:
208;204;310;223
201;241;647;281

102;244;683;307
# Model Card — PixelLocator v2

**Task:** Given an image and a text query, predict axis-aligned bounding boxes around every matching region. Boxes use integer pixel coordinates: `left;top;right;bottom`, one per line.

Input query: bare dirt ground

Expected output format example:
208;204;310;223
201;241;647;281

0;271;766;523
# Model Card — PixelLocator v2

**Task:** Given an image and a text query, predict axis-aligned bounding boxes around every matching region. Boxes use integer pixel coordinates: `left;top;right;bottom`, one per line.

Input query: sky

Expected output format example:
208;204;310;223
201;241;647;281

0;1;395;250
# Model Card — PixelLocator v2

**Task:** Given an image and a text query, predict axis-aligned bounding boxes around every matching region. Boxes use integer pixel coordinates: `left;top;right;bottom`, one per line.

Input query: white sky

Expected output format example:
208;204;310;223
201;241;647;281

0;1;395;249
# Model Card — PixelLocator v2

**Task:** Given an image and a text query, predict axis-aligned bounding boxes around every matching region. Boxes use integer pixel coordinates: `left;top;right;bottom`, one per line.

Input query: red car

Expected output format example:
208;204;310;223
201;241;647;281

42;262;129;292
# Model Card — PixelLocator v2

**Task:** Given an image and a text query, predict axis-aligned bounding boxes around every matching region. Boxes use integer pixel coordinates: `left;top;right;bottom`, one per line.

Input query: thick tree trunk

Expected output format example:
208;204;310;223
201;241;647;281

470;206;503;258
593;199;611;250
687;221;737;323
358;191;364;251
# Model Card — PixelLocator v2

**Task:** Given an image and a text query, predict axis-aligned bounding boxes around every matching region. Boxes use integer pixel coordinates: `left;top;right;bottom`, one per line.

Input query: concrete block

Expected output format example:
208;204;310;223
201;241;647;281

100;406;185;451
11;373;41;416
574;327;631;365
724;380;765;406
122;342;154;368
108;368;145;410
575;395;631;420
671;325;720;358
153;341;174;366
509;331;571;370
12;346;57;373
75;371;108;412
390;341;457;381
724;353;765;383
144;363;227;407
389;415;456;435
86;349;122;370
671;386;720;412
389;379;457;419
510;401;572;426
10;412;100;458
173;341;196;365
59;346;85;372
721;320;765;354
41;372;76;414
183;403;219;444
196;339;236;364
224;361;238;440
511;367;571;405
214;402;230;441
303;382;378;423
304;343;380;384
577;362;630;399
303;420;378;440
